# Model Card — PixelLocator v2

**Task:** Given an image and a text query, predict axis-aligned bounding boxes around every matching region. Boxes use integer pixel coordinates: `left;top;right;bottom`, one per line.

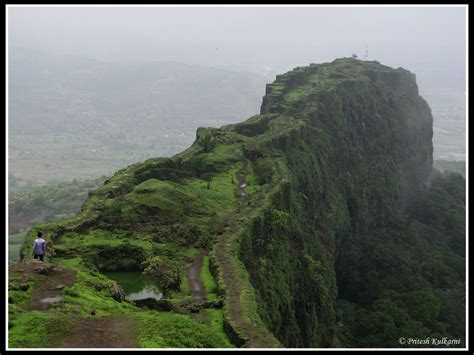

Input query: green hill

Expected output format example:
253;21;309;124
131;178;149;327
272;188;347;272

9;58;465;349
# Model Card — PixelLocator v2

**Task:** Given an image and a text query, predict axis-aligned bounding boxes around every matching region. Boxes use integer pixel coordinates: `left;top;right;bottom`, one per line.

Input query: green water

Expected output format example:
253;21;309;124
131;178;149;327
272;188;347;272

102;271;163;301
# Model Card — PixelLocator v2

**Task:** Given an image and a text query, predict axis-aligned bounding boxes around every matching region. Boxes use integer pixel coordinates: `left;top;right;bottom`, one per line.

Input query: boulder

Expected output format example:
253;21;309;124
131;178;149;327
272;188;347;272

133;298;174;311
9;283;29;291
108;284;125;302
33;261;55;275
87;309;96;316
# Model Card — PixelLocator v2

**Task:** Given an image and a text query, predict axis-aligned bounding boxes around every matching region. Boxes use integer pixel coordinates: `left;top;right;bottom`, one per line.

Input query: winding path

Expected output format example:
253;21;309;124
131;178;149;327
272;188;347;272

187;250;206;300
236;160;249;208
214;160;281;348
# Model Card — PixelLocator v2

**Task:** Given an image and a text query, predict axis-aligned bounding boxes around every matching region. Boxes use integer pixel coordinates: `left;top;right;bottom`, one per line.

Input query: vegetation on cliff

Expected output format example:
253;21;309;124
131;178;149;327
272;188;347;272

9;58;465;348
336;171;465;347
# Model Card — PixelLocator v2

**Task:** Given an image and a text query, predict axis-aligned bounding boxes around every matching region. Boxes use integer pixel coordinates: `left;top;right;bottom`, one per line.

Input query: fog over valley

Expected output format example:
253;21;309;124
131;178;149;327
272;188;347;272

8;6;466;186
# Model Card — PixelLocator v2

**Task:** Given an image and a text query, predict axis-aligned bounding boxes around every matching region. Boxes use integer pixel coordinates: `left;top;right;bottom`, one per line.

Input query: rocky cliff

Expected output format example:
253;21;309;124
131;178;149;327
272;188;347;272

225;58;433;346
16;58;459;349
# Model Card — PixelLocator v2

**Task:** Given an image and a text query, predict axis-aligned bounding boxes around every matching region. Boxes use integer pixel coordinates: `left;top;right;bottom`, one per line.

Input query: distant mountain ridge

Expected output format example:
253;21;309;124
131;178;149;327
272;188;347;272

8;46;269;136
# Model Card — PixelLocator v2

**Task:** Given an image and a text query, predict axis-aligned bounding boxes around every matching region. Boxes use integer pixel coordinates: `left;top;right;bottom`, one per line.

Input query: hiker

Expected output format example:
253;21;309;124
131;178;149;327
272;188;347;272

33;232;46;261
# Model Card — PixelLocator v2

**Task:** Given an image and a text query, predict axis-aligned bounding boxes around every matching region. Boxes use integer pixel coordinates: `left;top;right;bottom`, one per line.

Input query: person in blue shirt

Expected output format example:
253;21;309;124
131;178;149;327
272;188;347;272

33;231;46;261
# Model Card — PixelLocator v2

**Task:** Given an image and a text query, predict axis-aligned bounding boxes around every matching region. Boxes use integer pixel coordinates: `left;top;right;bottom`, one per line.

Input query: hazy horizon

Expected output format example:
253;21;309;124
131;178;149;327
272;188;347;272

8;6;467;92
7;5;468;186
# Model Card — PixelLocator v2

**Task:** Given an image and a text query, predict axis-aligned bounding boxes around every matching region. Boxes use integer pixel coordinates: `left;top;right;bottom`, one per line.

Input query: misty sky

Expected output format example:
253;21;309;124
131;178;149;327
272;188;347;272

8;5;467;91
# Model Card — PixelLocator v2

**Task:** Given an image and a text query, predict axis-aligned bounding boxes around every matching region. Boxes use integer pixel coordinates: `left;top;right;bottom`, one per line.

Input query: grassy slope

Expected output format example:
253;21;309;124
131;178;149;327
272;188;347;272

11;133;254;348
10;58;390;348
8;260;231;348
11;58;459;349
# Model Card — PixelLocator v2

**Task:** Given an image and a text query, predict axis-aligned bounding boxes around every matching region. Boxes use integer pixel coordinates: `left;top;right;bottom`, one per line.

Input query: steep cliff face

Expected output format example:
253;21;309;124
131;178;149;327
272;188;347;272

18;58;442;348
232;58;433;346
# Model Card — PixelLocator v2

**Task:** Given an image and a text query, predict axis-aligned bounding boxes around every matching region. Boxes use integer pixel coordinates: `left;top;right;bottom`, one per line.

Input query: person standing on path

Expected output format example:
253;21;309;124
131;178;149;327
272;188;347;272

33;232;46;261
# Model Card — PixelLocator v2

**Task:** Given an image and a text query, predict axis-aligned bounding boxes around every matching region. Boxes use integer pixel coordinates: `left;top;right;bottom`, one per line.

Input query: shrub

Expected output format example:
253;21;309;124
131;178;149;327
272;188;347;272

254;158;275;185
142;256;181;292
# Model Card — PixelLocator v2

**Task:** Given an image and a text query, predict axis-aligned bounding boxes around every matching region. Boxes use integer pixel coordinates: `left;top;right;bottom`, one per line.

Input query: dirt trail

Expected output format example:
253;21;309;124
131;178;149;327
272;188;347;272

187;249;207;300
60;315;139;348
215;160;279;348
10;260;76;312
10;260;139;348
236;160;249;208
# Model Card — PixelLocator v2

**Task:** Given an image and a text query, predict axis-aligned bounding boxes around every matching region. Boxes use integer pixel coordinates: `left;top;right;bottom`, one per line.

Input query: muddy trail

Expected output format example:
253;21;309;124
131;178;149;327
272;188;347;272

215;160;280;348
60;315;139;348
187;249;207;300
236;160;249;208
10;260;76;312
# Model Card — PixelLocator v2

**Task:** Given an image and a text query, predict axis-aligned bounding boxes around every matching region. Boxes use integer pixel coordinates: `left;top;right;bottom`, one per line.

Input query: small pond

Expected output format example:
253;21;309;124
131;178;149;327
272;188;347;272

102;271;163;301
